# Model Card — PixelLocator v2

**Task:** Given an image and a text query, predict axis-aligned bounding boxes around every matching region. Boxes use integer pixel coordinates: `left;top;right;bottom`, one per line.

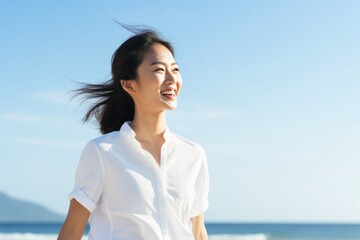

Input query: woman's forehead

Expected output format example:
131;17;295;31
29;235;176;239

143;43;175;64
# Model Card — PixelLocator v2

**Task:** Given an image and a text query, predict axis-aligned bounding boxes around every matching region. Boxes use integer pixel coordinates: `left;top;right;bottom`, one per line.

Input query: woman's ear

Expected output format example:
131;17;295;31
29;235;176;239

120;80;136;95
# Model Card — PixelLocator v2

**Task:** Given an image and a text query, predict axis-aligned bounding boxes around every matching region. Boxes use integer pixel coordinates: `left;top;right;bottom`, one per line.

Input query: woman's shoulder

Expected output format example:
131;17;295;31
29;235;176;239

90;131;120;143
171;133;206;154
84;131;122;151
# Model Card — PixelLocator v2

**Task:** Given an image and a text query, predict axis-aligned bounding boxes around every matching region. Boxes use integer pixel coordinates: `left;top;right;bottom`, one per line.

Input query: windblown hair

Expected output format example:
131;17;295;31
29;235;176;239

74;26;174;134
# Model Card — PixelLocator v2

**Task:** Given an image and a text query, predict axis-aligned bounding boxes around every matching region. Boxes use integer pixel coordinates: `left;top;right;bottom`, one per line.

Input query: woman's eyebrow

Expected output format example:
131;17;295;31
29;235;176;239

150;61;177;66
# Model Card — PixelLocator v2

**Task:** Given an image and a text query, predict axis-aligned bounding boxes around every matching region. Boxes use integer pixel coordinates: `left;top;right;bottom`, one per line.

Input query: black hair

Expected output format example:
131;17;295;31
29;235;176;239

73;26;174;134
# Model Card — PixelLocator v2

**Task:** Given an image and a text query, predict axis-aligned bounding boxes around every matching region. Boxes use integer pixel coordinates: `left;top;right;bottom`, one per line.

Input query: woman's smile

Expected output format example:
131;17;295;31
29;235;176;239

160;88;177;100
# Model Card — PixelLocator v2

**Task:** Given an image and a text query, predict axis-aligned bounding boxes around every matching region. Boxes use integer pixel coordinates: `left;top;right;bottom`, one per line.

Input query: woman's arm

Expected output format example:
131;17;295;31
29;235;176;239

57;199;90;240
191;214;208;240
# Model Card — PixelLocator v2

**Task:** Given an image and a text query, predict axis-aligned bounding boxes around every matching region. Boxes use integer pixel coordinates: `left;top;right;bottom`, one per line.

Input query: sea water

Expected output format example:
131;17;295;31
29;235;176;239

0;223;359;240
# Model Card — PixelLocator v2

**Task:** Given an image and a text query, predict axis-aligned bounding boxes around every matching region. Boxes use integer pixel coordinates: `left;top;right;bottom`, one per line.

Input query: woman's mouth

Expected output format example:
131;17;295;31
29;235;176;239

160;89;176;99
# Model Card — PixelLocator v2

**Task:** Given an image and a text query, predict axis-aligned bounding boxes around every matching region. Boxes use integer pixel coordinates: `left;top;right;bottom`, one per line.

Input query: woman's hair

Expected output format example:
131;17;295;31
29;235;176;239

74;26;174;134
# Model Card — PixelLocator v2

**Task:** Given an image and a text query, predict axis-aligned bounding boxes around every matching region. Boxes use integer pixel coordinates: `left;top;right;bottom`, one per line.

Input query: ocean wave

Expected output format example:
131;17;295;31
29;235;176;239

0;233;87;240
0;233;267;240
209;234;267;240
0;233;55;240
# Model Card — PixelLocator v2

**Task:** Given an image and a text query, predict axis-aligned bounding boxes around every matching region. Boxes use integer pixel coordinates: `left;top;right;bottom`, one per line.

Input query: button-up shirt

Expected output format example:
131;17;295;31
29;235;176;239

69;122;209;240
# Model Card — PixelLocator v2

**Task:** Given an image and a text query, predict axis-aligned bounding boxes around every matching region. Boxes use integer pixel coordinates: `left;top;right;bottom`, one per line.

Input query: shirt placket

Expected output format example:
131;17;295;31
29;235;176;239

155;142;171;240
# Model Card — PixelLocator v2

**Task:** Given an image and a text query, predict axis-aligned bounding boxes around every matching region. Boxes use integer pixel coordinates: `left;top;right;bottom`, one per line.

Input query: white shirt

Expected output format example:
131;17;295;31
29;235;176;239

69;122;209;240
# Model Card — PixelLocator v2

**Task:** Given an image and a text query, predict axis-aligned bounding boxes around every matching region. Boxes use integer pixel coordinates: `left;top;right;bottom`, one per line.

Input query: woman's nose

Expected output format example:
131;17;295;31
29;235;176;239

165;70;176;82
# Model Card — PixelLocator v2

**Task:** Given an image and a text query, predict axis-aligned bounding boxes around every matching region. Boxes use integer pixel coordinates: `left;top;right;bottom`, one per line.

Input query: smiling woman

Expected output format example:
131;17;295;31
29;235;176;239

57;26;209;240
71;29;176;135
121;43;182;119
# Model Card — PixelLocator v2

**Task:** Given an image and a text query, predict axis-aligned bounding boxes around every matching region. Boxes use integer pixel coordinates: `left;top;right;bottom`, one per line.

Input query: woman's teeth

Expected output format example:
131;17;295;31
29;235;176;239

161;90;175;95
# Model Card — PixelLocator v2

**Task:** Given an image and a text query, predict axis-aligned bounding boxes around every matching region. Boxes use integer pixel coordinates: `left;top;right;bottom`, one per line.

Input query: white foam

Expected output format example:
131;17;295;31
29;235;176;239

0;233;87;240
0;233;266;240
209;234;267;240
0;233;55;240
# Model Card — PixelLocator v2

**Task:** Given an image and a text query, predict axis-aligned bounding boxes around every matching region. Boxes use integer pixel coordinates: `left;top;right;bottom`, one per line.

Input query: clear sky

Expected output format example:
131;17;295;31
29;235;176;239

1;0;359;223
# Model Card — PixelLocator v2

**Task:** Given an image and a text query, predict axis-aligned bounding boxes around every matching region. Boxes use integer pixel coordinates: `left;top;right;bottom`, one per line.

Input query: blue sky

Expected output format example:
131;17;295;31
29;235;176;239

1;0;359;222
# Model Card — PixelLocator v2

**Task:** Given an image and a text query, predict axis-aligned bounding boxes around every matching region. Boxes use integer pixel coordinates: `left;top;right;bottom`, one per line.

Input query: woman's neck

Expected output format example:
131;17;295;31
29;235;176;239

130;110;167;142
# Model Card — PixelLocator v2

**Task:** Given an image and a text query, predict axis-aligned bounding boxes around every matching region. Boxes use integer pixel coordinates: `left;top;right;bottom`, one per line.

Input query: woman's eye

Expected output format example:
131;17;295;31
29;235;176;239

173;68;180;72
155;68;165;72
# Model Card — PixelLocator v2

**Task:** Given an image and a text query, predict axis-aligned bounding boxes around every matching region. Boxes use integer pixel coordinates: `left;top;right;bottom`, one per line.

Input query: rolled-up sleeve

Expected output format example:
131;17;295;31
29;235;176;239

68;141;105;213
189;147;210;218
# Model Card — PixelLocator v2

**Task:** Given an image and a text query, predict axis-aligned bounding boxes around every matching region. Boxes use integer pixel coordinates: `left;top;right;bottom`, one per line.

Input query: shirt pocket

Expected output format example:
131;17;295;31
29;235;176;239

167;189;195;221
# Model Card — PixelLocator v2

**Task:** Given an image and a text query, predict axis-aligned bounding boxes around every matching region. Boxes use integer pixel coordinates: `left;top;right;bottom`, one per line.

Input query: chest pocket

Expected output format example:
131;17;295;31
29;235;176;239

165;170;196;220
166;189;195;222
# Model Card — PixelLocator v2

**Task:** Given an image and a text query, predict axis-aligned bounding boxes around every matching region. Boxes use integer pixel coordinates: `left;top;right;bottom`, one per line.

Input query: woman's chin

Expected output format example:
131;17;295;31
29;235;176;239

165;104;177;110
160;99;178;110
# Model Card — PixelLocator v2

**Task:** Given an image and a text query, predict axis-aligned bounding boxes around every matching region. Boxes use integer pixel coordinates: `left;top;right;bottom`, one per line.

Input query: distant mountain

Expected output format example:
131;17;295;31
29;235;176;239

0;192;64;223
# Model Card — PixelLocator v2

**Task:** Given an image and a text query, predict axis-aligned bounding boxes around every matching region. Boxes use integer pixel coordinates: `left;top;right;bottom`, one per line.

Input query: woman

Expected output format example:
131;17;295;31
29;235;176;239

58;28;209;240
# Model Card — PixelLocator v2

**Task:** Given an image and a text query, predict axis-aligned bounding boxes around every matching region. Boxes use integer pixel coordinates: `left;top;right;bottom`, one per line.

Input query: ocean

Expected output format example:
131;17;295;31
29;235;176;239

0;223;359;240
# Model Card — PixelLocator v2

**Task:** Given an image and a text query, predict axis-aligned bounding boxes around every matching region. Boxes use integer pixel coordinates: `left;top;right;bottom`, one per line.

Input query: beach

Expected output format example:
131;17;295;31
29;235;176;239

1;223;360;240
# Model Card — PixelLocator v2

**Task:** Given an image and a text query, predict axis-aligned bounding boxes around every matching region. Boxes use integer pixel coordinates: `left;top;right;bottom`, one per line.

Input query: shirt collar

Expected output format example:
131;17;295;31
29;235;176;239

120;121;172;141
119;121;136;139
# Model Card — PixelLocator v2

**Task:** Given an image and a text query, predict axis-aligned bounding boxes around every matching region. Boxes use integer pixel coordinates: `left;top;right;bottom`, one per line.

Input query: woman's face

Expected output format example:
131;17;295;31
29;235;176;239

127;43;182;112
